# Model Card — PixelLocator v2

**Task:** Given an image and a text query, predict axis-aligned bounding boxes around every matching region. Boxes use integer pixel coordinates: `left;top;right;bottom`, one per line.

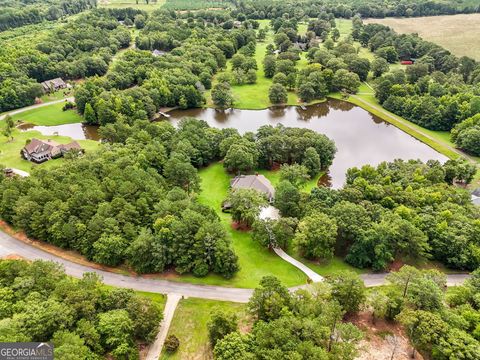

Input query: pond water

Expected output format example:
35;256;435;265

20;99;447;188
18;122;100;141
168;99;447;188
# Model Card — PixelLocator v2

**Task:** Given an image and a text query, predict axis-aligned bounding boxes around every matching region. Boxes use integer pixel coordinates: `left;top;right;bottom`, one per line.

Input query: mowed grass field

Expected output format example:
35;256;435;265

11;102;83;126
0;128;99;172
364;14;480;60
160;298;247;360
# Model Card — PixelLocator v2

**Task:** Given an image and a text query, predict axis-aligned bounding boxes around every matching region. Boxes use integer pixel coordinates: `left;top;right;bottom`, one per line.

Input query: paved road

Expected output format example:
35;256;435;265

0;97;74;121
0;230;252;303
0;230;469;303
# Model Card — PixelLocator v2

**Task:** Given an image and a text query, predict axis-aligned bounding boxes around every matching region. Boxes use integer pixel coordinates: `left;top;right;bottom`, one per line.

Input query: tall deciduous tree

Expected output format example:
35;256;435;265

226;188;267;227
294;212;337;260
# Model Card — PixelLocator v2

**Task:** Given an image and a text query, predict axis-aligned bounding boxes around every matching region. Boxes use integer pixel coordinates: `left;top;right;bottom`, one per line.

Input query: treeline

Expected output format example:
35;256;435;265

0;8;137;112
75;10;256;123
229;0;479;21
0;259;162;359
354;19;480;155
249;159;479;271
0;119;242;278
0;0;96;31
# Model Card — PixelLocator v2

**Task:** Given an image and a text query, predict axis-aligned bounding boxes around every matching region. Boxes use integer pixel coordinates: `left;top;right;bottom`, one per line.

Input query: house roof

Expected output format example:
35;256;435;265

231;174;275;198
58;141;82;151
472;188;480;197
23;138;82;156
472;196;480;206
40;77;66;90
24;138;58;155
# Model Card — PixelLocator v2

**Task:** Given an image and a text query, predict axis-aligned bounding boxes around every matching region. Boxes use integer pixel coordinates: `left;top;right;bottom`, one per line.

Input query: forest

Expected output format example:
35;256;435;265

1;1;480;358
0;8;137;112
0;0;97;31
0;259;162;359
238;158;479;272
230;0;480;20
0;119;336;278
74;9;257;123
212;267;480;359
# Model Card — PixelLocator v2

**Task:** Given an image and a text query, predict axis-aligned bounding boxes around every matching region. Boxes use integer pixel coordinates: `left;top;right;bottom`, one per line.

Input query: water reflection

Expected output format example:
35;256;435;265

17;99;448;189
168;99;447;188
18;122;100;141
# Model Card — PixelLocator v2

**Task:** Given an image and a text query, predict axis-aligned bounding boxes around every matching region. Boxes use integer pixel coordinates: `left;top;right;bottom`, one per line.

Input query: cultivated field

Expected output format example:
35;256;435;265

98;0;165;11
365;14;480;60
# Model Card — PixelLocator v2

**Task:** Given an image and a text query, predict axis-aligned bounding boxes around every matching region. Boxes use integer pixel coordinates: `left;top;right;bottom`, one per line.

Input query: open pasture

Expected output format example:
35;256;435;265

365;14;480;60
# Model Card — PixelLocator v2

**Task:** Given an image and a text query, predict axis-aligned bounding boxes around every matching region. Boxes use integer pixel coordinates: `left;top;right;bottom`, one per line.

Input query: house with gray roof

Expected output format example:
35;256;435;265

230;174;275;201
222;174;275;211
40;78;67;93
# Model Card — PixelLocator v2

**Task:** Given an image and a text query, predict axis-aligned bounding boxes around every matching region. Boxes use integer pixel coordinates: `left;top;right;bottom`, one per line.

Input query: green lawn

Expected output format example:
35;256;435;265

165;162;362;288
194;163;307;288
40;89;72;103
135;290;167;308
11;102;83;126
160;298;247;360
290;252;364;276
0;128;99;171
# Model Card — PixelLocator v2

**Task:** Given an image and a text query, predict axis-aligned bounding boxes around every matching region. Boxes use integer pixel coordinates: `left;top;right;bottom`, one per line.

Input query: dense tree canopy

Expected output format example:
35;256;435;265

0;0;96;31
0;259;162;359
0;8;137;112
214;274;364;359
0;119;240;278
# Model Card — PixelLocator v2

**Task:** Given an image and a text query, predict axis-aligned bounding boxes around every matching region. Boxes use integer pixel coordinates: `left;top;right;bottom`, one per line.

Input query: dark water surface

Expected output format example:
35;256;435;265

18;99;447;188
18;122;100;141
168;99;447;188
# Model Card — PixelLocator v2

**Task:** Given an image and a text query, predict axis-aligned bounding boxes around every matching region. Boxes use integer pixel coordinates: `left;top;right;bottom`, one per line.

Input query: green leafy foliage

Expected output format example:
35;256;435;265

0;259;162;358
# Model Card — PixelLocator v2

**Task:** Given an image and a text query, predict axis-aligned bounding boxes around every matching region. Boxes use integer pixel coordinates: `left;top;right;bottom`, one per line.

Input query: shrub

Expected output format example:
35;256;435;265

165;334;180;353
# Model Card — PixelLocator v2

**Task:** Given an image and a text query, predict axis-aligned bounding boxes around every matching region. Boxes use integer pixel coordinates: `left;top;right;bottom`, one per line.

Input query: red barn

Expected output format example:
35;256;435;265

401;60;414;65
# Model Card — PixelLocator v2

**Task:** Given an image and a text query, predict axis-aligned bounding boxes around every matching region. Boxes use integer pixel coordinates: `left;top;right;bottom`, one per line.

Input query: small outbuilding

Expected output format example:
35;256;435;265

152;49;167;57
40;78;67;93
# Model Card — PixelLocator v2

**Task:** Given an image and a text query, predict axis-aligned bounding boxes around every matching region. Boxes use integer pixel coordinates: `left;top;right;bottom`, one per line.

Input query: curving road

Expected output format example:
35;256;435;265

0;230;469;303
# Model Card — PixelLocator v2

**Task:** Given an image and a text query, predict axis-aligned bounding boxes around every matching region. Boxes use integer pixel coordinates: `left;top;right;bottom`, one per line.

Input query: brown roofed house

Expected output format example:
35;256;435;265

22;138;82;163
40;78;67;93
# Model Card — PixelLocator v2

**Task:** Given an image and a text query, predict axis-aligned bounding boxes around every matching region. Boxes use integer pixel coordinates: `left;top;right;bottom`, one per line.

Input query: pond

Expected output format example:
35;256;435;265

20;99;447;188
168;99;447;188
18;122;100;141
